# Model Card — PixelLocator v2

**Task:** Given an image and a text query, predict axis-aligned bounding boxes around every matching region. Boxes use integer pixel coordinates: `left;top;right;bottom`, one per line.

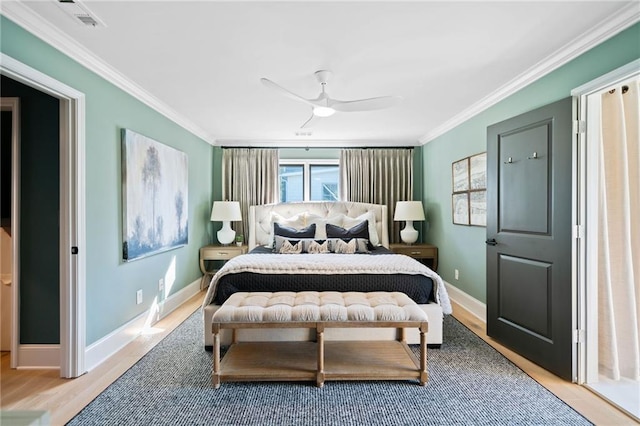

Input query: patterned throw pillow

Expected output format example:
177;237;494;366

325;238;370;254
278;239;302;254
333;238;357;254
307;240;330;254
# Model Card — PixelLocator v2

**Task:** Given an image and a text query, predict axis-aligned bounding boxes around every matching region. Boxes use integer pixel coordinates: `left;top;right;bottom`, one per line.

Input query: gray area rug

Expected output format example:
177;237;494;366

68;312;590;425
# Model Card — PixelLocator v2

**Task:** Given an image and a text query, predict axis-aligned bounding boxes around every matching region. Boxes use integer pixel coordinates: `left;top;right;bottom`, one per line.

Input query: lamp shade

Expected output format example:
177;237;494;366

394;201;425;221
210;201;242;222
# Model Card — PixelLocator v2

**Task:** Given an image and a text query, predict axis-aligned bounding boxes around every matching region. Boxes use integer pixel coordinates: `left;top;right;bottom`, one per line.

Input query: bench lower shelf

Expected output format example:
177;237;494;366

215;340;425;386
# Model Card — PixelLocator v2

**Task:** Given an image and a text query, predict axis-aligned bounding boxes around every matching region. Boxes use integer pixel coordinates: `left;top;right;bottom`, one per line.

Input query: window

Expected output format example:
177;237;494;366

279;160;339;202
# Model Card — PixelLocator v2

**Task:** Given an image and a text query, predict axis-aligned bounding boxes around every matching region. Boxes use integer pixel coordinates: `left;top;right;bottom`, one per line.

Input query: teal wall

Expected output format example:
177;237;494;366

1;16;214;345
422;23;640;303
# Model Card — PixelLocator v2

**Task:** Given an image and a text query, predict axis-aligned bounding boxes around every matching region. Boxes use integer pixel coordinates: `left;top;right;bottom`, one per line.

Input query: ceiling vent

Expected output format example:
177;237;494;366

56;0;106;28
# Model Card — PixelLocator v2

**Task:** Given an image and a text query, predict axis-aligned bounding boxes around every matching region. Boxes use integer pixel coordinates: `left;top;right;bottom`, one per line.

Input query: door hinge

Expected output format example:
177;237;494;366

573;329;585;344
71;246;79;255
573;225;584;239
573;120;586;134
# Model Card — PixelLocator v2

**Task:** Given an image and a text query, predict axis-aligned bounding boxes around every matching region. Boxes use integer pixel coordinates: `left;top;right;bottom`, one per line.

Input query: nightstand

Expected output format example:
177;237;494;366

390;243;438;272
199;244;248;290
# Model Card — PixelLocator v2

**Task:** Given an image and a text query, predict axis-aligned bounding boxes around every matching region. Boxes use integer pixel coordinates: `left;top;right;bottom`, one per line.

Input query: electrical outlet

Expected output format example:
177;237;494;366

136;289;143;305
454;269;459;280
159;278;164;293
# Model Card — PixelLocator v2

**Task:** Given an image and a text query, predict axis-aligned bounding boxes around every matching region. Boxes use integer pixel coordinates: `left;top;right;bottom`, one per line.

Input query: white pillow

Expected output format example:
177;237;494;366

342;211;380;246
305;213;344;240
268;212;306;247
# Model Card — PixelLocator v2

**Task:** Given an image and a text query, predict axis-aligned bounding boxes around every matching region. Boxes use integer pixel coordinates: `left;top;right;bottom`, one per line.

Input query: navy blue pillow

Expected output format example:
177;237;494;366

274;222;316;239
325;220;370;242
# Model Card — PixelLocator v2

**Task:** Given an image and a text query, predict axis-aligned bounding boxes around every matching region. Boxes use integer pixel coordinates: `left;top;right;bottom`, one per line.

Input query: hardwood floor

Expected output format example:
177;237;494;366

1;292;637;425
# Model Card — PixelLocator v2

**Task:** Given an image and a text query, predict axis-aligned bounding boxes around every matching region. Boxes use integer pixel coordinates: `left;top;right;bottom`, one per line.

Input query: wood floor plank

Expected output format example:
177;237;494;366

1;292;636;425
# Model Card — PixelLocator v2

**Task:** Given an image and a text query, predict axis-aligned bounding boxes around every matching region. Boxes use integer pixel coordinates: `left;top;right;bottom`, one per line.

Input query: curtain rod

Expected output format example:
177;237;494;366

220;146;415;150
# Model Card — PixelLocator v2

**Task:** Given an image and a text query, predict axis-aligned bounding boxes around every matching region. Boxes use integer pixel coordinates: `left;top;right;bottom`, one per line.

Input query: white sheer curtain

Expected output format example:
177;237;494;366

340;148;414;243
598;80;640;381
222;148;279;242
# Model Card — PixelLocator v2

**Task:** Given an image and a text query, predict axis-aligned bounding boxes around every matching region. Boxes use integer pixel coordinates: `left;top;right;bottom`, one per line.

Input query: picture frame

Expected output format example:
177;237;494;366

452;158;469;192
452;152;486;227
469;152;487;190
469;190;487;226
452;193;470;225
122;129;189;261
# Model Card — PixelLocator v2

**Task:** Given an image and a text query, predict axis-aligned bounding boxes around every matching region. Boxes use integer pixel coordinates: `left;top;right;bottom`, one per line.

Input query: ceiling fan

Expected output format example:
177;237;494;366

260;70;403;129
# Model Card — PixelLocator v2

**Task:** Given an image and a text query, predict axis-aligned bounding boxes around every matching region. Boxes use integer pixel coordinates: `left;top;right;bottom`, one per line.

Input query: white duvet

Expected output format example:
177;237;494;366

202;253;452;314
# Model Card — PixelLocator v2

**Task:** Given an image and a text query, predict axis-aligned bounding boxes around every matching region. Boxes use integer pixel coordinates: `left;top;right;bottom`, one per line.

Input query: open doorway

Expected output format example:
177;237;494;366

574;60;639;420
0;53;86;378
1;97;19;366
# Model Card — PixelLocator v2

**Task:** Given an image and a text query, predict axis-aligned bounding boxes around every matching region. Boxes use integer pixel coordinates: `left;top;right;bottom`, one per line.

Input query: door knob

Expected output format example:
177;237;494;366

485;238;498;246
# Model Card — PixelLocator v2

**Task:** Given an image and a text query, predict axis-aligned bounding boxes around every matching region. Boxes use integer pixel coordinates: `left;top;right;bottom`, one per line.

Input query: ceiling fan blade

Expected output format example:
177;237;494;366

260;78;316;107
300;111;322;129
331;95;403;112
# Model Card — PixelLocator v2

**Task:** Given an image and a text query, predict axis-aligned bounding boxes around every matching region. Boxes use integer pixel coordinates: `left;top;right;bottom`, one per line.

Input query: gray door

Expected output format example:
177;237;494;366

486;97;573;380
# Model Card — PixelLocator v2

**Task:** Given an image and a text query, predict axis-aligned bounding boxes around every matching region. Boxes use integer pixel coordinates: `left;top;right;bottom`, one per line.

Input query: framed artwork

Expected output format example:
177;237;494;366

452;152;486;227
470;152;487;190
122;129;189;261
470;190;487;226
452;193;469;225
452;158;469;192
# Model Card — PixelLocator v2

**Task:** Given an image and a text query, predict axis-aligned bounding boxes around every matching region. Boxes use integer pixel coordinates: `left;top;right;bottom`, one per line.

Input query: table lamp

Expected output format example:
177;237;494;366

394;201;425;244
210;201;242;245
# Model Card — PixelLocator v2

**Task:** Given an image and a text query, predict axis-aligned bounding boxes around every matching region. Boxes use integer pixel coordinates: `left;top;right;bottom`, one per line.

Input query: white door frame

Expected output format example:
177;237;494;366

571;58;640;384
0;97;20;366
0;53;86;378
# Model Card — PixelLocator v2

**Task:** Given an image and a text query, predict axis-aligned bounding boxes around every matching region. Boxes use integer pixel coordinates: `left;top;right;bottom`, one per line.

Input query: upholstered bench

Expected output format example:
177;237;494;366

211;291;428;388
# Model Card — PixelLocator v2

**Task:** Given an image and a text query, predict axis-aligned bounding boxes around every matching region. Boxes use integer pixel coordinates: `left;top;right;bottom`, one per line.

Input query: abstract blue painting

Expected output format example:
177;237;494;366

122;129;188;261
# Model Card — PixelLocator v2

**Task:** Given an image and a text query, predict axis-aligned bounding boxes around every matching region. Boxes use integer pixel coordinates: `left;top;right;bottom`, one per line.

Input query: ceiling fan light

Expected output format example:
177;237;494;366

313;106;335;117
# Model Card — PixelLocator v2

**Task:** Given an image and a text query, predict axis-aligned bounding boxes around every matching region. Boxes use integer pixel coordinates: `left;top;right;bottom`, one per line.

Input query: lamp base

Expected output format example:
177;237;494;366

400;221;419;244
217;221;236;245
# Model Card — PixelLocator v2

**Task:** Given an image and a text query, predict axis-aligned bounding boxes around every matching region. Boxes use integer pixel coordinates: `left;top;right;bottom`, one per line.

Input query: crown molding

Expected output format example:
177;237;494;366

419;3;640;145
1;2;216;145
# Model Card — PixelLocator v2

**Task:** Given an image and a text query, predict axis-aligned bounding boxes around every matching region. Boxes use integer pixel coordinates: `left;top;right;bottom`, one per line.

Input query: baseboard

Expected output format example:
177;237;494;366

84;278;200;372
17;344;60;369
443;280;486;323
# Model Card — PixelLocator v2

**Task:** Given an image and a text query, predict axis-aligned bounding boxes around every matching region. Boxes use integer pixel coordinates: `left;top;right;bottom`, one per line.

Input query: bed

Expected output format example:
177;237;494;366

202;201;450;348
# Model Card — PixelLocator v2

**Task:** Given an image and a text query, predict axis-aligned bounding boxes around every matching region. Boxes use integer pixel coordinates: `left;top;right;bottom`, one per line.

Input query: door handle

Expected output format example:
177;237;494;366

485;238;498;246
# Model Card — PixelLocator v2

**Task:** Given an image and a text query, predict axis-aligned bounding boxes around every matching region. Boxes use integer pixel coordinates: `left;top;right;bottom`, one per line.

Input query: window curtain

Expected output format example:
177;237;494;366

598;79;639;382
222;148;279;242
339;148;414;244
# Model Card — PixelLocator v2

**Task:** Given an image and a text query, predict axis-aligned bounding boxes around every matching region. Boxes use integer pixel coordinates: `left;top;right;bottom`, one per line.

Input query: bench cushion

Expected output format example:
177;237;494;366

212;291;428;323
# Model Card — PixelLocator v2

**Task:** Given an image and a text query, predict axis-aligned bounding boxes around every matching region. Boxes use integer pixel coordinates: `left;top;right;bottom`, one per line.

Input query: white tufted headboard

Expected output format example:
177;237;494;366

248;201;389;250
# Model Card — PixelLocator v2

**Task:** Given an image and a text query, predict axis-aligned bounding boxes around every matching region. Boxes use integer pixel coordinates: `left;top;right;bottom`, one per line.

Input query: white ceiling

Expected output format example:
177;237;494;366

5;1;639;146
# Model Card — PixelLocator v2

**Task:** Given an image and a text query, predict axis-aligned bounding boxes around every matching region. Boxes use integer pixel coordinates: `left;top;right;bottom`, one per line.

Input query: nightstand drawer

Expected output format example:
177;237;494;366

389;243;438;272
393;247;436;257
201;247;244;260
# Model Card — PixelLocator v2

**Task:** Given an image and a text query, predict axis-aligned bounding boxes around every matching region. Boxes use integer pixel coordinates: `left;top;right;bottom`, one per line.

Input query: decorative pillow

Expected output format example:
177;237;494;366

274;234;319;253
307;240;330;254
279;239;302;254
333;238;357;254
342;211;380;246
274;222;316;239
267;212;306;247
328;237;370;254
326;221;370;241
305;214;344;240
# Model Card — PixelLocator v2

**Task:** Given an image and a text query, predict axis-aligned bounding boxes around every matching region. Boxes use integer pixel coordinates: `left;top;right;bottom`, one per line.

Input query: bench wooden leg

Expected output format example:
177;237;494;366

212;323;221;389
316;324;325;388
419;322;428;386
